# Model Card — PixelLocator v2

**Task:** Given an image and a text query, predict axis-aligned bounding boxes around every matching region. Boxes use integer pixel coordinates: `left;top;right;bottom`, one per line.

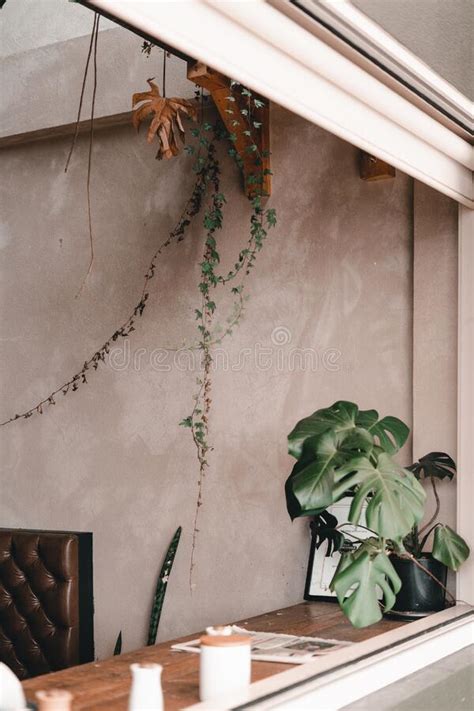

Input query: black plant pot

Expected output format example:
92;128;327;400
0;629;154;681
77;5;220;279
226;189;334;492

390;555;447;614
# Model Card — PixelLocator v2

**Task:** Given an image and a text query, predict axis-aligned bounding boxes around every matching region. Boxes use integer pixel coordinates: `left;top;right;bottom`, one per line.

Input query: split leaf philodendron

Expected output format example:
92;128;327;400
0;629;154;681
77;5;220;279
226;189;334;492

331;539;401;628
285;401;469;628
432;525;469;571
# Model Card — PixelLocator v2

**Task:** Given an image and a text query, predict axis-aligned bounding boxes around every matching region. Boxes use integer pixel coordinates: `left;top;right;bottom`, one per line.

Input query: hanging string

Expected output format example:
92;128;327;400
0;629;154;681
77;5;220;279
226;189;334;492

64;13;98;173
75;14;100;298
162;50;167;98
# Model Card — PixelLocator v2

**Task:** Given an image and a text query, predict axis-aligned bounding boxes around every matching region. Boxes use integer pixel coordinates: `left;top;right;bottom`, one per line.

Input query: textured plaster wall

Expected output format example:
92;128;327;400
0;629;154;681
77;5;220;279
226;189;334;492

0;27;189;140
413;183;458;546
0;107;415;657
0;0;115;58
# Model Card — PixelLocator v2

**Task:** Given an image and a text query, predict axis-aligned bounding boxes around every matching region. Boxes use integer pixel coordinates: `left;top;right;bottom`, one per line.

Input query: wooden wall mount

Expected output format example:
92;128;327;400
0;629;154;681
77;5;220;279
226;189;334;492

360;152;396;181
187;61;271;198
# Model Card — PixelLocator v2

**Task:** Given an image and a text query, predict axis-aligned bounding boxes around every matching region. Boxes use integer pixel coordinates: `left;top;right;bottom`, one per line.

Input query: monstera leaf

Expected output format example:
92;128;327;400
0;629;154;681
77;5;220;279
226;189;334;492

287;401;360;459
356;411;410;455
432;525;470;571
330;541;401;627
310;510;345;556
408;452;456;481
285;427;373;519
333;453;426;540
288;401;409;459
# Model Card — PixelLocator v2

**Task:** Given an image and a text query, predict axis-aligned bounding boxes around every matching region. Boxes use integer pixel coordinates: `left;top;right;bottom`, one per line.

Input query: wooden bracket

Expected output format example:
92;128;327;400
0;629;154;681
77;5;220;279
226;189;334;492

187;61;271;198
360;152;395;181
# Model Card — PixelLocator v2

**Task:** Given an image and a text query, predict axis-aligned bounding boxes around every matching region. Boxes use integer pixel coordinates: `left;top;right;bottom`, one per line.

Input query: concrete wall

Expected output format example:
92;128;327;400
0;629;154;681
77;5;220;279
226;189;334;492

0;0;458;659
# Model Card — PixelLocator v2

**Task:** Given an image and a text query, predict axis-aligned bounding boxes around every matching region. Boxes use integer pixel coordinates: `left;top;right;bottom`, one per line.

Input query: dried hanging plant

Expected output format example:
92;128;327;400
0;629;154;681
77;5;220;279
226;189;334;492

132;79;197;159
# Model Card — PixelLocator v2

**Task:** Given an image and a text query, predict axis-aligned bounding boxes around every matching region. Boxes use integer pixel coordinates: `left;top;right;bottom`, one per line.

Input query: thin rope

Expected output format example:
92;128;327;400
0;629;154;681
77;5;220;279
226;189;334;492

64;14;98;173
162;50;167;98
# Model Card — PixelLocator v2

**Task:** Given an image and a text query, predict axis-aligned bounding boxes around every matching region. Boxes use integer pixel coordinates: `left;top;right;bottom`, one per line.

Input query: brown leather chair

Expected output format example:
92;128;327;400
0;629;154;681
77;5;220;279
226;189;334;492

0;529;94;679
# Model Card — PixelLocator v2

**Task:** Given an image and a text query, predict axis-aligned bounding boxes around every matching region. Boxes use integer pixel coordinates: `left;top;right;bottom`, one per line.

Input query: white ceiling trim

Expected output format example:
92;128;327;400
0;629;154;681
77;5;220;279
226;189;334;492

301;0;473;125
85;0;474;208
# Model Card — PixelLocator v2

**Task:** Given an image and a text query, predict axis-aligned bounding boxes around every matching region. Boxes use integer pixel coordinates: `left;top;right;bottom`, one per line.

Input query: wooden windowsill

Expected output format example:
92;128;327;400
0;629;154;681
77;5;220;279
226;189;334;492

21;602;405;710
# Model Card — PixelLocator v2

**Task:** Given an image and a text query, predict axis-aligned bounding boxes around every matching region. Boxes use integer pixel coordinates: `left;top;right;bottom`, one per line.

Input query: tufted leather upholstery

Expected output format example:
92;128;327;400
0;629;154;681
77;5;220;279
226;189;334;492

0;529;94;679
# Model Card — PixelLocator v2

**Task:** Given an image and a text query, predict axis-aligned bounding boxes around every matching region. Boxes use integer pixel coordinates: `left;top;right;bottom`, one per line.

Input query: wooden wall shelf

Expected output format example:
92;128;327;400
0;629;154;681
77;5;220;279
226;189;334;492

360;152;396;181
187;61;271;198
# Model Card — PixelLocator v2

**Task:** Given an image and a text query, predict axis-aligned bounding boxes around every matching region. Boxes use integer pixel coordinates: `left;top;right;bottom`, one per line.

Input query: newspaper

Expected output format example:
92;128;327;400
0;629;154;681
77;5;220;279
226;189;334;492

171;625;352;664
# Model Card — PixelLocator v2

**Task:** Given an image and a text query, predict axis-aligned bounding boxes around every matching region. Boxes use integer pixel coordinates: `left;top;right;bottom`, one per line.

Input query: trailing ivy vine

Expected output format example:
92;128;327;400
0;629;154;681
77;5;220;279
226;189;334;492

179;87;277;580
0;152;211;425
1;65;277;581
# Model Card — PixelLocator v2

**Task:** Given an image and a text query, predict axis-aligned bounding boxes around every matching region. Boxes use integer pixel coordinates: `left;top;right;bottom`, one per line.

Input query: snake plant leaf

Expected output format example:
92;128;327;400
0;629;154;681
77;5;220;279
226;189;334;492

330;544;401;627
408;452;456;481
285;427;374;519
334;453;426;539
432;525;470;571
287;401;360;459
147;526;182;646
113;631;122;656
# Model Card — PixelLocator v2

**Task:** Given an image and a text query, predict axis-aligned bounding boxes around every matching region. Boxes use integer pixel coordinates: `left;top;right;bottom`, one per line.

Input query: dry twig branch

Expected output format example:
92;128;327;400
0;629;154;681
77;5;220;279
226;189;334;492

75;14;100;298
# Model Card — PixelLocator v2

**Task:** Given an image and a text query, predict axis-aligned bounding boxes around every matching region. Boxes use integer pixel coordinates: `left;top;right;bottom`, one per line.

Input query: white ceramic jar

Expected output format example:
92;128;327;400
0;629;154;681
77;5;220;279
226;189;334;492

199;633;251;703
128;662;164;711
36;690;73;711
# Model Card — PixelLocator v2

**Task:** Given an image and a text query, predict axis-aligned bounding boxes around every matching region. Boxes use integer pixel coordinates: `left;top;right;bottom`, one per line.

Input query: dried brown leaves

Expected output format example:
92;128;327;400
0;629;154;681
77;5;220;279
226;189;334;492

132;79;197;159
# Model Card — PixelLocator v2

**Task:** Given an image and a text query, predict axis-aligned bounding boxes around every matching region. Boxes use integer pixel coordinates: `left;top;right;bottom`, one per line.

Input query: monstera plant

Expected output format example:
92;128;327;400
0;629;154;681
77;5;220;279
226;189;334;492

285;401;469;627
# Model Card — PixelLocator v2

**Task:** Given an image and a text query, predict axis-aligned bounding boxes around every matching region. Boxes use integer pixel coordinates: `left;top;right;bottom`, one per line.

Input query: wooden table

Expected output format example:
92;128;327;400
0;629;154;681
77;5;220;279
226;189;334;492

22;602;406;710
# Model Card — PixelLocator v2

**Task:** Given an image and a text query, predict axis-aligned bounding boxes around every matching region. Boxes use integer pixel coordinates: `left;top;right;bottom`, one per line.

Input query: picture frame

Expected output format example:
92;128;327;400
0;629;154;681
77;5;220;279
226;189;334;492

304;497;372;602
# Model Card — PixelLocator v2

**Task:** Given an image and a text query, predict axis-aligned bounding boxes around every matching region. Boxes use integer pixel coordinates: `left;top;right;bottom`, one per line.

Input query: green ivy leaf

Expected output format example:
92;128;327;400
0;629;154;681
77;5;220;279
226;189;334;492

266;209;277;227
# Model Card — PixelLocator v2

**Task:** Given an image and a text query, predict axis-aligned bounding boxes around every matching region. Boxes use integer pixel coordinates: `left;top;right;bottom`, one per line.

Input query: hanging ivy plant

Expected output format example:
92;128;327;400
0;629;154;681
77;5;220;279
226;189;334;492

1;31;277;578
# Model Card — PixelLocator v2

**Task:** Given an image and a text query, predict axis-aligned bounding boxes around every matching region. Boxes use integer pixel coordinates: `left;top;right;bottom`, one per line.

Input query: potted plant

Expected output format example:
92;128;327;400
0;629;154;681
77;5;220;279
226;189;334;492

390;451;469;615
285;401;470;627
